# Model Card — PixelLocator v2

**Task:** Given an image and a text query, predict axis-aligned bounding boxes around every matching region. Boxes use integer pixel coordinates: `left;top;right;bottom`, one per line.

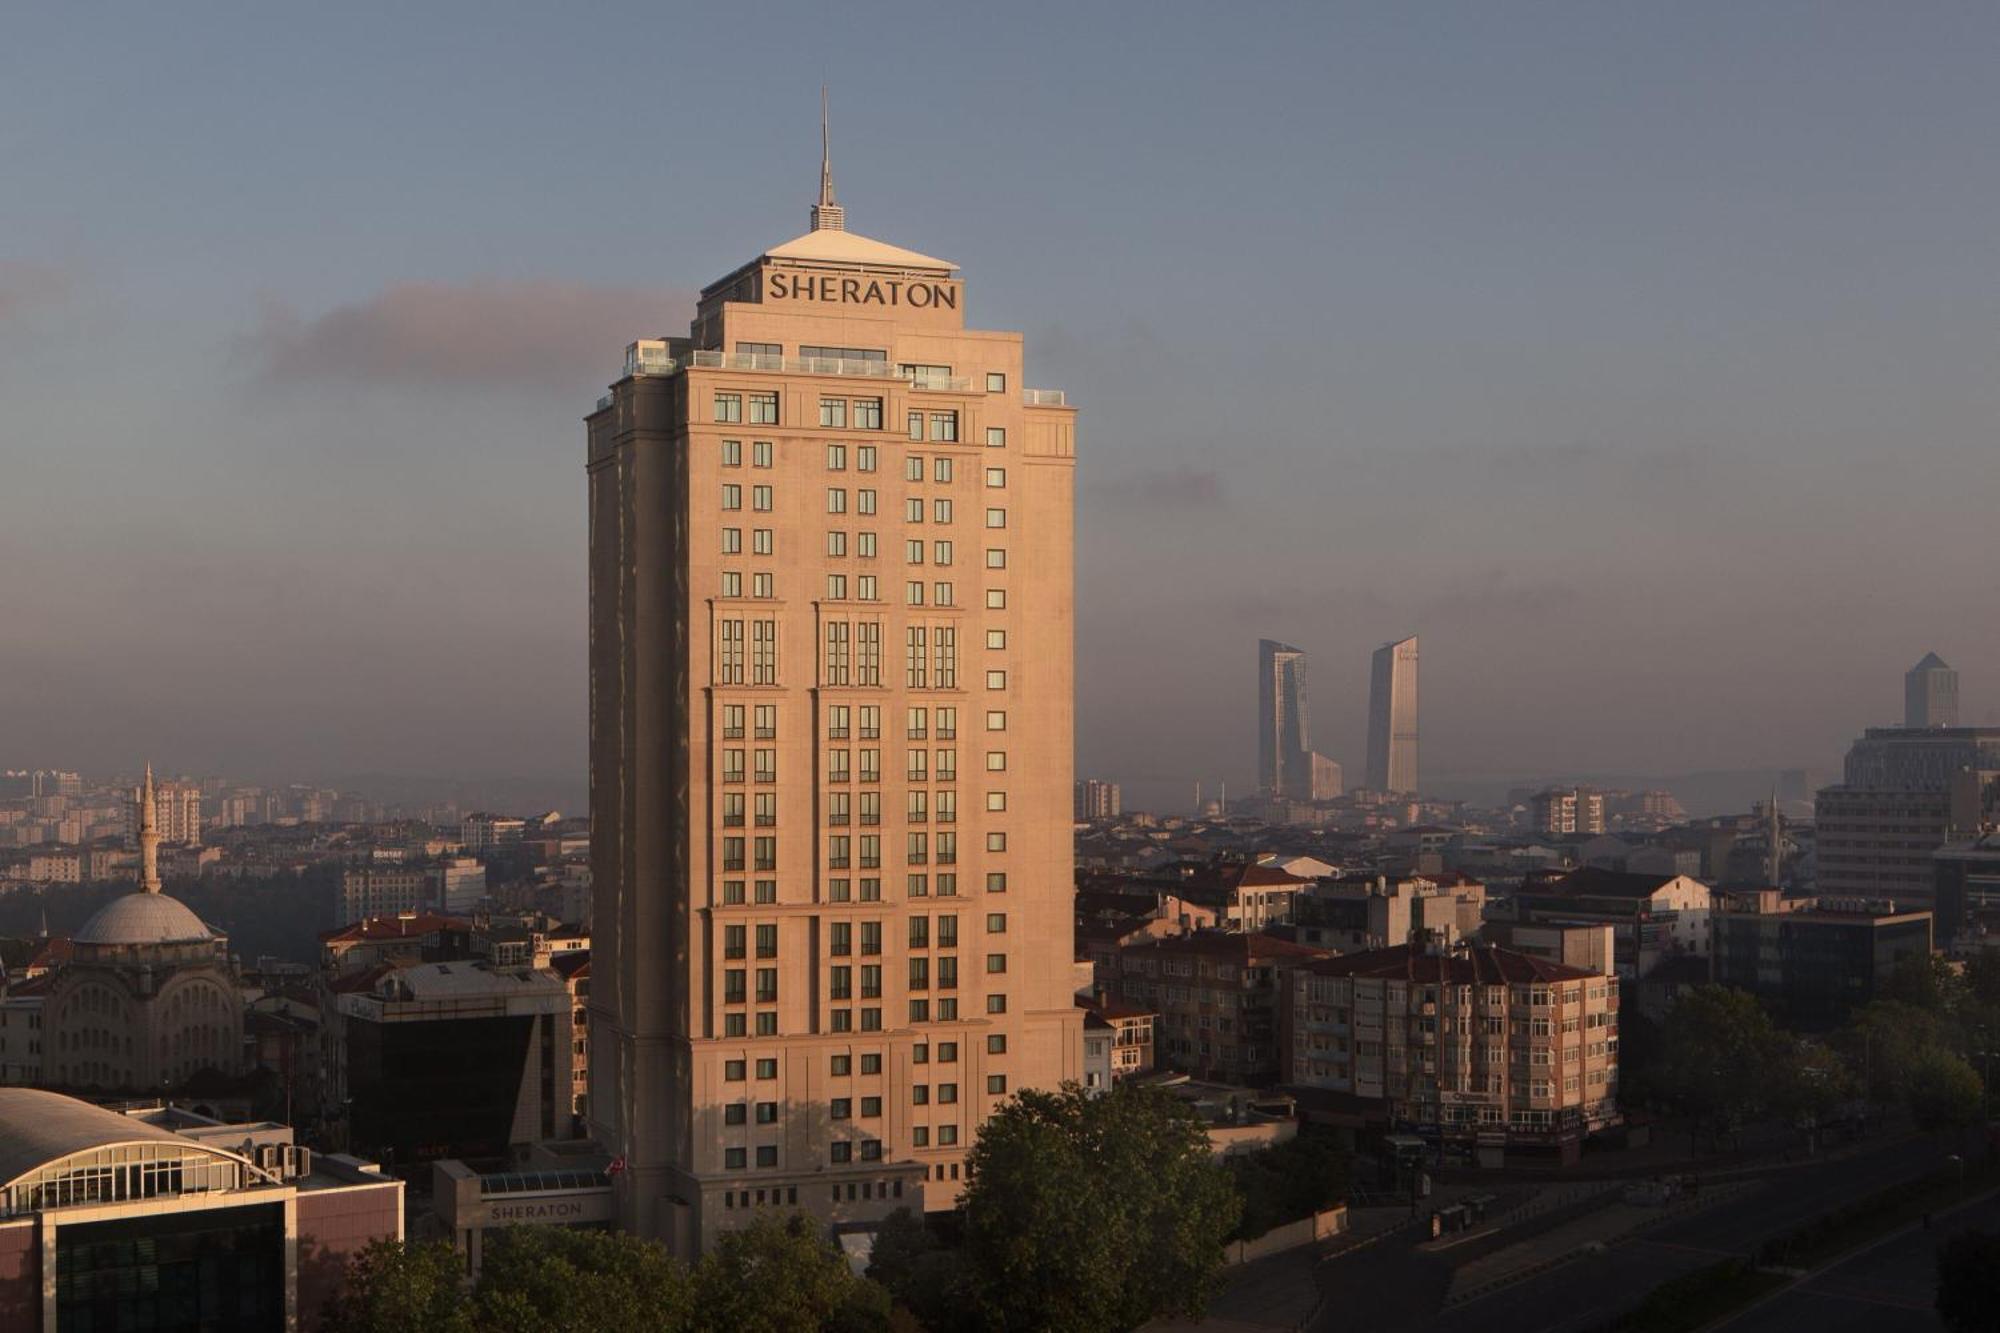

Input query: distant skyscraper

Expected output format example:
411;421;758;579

1366;636;1419;794
1074;778;1121;821
1258;640;1312;799
1905;652;1959;729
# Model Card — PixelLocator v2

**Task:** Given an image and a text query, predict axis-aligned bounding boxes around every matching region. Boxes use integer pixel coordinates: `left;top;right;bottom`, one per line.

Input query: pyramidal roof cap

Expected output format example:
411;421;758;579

764;228;955;273
1912;652;1952;671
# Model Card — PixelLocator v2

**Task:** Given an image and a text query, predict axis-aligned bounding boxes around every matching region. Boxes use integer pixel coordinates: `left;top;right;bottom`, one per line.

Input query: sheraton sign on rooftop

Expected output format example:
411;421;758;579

765;269;960;310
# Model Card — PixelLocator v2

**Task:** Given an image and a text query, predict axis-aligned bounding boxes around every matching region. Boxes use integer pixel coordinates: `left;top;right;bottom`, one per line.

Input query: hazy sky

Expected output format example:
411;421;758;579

3;2;1995;811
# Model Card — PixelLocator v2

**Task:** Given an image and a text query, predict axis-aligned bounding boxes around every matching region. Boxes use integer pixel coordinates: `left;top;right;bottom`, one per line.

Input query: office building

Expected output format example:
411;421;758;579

327;959;577;1165
336;865;432;926
438;855;489;913
585;134;1081;1253
1710;890;1932;1027
1258;640;1313;799
1366;636;1419;794
1283;942;1619;1163
1906;652;1959;729
1936;834;2000;947
1816;720;2000;903
126;777;201;847
1074;778;1121;822
0;1090;401;1331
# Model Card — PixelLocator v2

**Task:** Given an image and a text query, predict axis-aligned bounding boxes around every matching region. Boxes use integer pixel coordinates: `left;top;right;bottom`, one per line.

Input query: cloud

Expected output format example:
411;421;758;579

252;279;694;389
0;262;71;319
1096;464;1226;509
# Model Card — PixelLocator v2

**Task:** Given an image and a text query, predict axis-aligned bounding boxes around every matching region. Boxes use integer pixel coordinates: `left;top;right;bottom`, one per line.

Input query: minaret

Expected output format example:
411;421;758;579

810;86;844;232
1765;786;1782;888
137;764;162;893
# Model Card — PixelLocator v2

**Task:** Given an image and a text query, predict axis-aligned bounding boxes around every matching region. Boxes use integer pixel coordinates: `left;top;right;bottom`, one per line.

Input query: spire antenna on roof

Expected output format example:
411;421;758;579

810;85;845;233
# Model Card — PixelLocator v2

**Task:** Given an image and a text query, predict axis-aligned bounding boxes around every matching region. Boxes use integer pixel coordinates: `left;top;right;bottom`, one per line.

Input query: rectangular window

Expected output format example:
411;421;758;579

930;412;959;442
858;574;878;601
725;1060;746;1081
906;627;928;688
715;393;742;423
825;621;850;686
985;467;1005;487
725;1147;746;1169
907;538;925;565
907;581;925;606
827;573;848;599
858;489;877;515
827;705;850;739
827;488;848;514
752;572;772;598
722;528;742;554
749;392;778;424
934;457;954;483
985;507;1006;529
986;710;1006;731
986;832;1005;851
908;411;924;440
756;1145;777;1167
855;398;883;430
721;571;742;597
831;922;852;955
905;455;926;482
754;528;773;555
986;629;1006;650
985;426;1005;448
827;530;847;557
986;670;1006;690
752;620;778;684
722;484;742;511
718;620;745;685
857;445;877;472
827;443;847;471
934;628;957;689
986;589;1006;609
986;751;1007;772
752;484;772;511
933;541;952;566
986;872;1007;893
820;398;848;428
986;548;1006;569
752;440;772;468
721;439;742;466
906;497;926;523
934;499;954;524
986;372;1006;393
858;531;878;557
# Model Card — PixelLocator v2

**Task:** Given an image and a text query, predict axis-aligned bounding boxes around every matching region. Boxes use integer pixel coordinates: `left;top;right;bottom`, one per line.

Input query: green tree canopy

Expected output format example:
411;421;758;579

1659;986;1789;1140
691;1211;889;1333
474;1225;693;1333
960;1081;1240;1333
1905;1047;1985;1132
316;1239;472;1333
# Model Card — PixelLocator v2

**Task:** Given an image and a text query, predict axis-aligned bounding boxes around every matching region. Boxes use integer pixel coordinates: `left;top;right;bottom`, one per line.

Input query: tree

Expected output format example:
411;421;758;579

1224;1130;1349;1241
474;1226;693;1333
317;1239;473;1333
691;1211;890;1333
960;1081;1240;1333
1936;1229;2000;1331
1659;986;1788;1145
1839;1000;1950;1106
1906;1047;1985;1132
1768;1039;1853;1130
1884;952;1962;1015
866;1208;973;1332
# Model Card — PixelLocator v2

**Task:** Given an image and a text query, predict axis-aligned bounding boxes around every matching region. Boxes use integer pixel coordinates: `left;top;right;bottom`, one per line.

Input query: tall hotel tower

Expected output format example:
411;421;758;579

585;131;1081;1254
1365;635;1420;794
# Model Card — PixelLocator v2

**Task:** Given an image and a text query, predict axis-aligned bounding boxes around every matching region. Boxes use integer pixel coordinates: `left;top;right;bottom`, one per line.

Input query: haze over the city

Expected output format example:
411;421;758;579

4;2;1995;811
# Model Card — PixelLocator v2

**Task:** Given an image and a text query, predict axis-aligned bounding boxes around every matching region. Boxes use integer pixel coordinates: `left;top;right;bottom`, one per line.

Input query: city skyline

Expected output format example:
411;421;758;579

6;4;2000;811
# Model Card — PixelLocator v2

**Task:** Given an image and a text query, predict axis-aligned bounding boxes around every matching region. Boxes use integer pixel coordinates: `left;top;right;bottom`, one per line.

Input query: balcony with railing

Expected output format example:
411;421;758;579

1021;388;1068;407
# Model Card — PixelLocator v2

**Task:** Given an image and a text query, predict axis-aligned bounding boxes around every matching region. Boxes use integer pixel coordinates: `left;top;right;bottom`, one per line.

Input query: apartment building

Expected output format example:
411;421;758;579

1284;942;1618;1162
1098;933;1332;1085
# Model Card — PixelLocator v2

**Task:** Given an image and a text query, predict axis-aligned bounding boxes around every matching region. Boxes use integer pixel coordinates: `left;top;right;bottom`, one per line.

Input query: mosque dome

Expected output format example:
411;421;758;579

73;891;214;947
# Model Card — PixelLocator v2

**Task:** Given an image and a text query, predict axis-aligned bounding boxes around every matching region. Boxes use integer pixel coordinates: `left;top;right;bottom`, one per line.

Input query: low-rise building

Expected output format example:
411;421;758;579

1099;932;1333;1086
0;1089;401;1331
1505;867;1713;979
1283;942;1619;1164
1075;991;1155;1083
1709;890;1933;1027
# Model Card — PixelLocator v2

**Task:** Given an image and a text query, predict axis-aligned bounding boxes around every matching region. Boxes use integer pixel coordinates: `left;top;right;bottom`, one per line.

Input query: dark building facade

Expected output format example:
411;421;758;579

1711;897;1932;1027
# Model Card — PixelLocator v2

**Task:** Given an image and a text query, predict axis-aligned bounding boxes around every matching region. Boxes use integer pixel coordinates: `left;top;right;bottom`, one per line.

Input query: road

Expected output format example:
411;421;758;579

1711;1191;2000;1333
1311;1131;1957;1333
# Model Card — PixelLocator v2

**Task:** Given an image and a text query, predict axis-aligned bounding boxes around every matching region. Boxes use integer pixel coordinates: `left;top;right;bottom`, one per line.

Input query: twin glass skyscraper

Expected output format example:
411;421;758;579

1366;636;1420;795
1257;640;1313;799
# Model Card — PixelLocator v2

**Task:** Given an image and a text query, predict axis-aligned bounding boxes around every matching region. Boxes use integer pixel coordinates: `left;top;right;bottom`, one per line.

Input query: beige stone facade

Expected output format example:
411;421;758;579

586;200;1081;1255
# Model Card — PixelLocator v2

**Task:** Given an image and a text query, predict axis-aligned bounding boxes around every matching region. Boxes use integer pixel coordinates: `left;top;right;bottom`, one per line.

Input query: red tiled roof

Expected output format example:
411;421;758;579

1076;993;1156;1021
1231;864;1310;888
1301;943;1599;984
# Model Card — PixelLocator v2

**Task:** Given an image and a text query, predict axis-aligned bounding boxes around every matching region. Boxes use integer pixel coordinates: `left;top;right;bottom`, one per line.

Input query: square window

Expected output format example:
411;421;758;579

986;629;1006;650
986;372;1006;393
831;1141;853;1163
986;589;1006;609
985;467;1005;488
985;426;1006;448
986;671;1006;690
985;508;1007;529
861;1053;882;1074
987;791;1007;812
987;872;1007;893
726;1102;747;1125
832;1054;852;1076
985;549;1006;569
987;1075;1008;1095
986;832;1006;852
987;1034;1007;1054
756;1145;777;1167
986;710;1006;731
725;1147;747;1169
756;1058;777;1079
725;1060;746;1081
940;1125;959;1146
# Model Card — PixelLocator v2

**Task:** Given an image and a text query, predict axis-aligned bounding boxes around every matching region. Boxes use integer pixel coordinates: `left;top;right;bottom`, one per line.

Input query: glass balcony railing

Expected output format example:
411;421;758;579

1022;388;1068;406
